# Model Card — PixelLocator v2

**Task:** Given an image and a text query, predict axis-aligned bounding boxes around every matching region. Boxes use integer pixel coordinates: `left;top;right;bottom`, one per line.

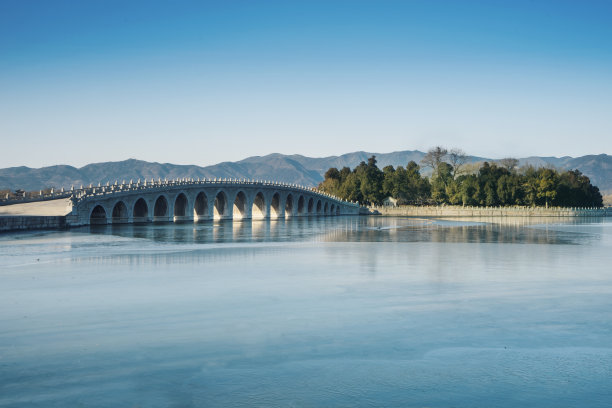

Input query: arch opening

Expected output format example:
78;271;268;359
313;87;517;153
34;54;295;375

252;192;266;220
194;192;208;220
285;194;294;218
297;196;305;215
271;193;281;218
324;202;329;215
307;198;314;214
336;205;341;215
316;200;322;214
90;205;107;225
330;204;335;215
133;198;148;222
174;193;188;217
214;191;227;220
233;191;247;220
154;196;169;221
111;201;128;224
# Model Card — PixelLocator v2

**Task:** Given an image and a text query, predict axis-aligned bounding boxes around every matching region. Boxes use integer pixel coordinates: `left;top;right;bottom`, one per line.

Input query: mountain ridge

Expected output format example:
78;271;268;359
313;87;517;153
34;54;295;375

1;151;611;194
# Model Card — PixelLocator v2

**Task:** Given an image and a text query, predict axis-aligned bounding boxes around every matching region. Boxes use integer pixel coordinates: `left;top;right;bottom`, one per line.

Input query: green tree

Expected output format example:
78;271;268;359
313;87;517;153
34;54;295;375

382;165;396;198
536;168;558;208
338;172;362;203
431;162;453;203
359;156;385;205
319;167;341;195
496;174;522;205
459;175;480;206
555;169;603;207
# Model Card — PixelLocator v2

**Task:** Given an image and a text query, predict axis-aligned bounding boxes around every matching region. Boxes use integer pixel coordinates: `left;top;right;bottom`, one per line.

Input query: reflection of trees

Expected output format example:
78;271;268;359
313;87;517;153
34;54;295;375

317;217;594;245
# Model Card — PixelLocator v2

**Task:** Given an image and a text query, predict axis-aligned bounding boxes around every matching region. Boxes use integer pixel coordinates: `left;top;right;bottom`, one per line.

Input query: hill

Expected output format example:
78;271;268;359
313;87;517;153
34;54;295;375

1;151;611;194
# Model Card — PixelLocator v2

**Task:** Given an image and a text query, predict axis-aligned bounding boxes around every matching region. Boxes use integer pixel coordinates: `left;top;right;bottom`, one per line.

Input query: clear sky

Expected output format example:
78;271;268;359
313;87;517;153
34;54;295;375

1;0;611;168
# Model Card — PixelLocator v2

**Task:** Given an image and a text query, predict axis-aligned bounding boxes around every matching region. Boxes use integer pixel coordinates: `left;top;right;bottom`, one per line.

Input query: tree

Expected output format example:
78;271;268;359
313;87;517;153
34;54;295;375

445;179;462;205
536;168;558;208
522;167;539;206
430;162;453;203
483;181;497;206
382;165;396;198
460;175;480;206
555;169;603;207
498;158;519;172
421;146;448;178
338;172;362;203
405;161;430;204
496;174;522;205
319;167;342;195
339;166;351;183
448;148;468;179
359;156;385;205
318;177;341;196
324;167;341;181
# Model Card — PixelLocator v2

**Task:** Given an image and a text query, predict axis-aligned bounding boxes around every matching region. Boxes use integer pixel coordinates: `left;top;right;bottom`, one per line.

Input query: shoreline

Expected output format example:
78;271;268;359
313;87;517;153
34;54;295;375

370;205;610;218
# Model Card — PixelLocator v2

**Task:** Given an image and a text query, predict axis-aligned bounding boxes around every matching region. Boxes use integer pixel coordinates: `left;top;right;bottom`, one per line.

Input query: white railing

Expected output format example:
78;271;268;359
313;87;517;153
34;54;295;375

70;178;359;207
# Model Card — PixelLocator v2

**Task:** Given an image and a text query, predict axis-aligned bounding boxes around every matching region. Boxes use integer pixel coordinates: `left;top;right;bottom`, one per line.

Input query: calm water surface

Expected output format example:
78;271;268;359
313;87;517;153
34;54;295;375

1;216;611;407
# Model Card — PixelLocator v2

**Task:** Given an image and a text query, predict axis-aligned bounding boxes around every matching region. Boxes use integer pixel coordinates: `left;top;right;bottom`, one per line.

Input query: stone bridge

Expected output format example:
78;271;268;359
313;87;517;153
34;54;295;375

67;178;360;226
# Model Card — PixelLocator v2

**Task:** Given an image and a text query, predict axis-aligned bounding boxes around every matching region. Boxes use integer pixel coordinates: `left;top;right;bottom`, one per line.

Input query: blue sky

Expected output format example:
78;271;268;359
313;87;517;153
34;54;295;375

1;0;611;168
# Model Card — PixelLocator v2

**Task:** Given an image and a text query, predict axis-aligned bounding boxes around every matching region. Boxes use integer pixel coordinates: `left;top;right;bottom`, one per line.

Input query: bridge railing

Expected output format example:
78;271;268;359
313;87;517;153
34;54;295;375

0;191;72;206
69;178;360;207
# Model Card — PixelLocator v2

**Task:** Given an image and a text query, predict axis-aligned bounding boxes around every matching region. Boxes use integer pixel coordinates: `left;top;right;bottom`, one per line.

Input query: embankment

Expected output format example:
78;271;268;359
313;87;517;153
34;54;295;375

0;198;72;232
371;205;610;217
0;216;67;232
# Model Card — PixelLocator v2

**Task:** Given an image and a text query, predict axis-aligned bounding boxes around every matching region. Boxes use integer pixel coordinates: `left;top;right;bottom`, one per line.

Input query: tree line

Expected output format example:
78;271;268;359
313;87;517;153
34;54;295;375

318;147;603;207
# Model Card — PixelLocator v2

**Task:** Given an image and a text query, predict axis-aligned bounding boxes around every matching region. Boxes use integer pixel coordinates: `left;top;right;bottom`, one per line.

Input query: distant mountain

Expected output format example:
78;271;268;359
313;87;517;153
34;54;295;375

1;151;611;194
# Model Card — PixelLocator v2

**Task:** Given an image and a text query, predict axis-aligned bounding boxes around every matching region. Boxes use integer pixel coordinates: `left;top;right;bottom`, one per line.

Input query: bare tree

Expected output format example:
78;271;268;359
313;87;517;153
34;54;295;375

448;148;468;179
420;146;448;177
498;158;519;172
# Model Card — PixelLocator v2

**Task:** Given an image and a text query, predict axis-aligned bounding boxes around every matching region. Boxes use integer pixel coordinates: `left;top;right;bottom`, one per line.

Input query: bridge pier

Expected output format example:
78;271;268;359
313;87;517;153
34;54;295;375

194;213;211;222
153;216;172;223
173;215;194;223
262;201;272;220
275;207;286;219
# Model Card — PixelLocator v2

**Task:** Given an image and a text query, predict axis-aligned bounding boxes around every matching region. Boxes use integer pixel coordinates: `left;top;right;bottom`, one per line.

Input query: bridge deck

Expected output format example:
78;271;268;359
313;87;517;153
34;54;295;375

0;198;72;216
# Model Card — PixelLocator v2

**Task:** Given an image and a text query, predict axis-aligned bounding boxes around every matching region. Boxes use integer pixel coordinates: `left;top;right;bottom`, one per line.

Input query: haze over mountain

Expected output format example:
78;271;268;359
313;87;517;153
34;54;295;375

1;151;611;194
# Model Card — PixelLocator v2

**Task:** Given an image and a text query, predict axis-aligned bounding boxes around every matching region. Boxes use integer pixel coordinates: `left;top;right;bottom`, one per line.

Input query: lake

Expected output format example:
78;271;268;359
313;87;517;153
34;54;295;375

1;216;611;407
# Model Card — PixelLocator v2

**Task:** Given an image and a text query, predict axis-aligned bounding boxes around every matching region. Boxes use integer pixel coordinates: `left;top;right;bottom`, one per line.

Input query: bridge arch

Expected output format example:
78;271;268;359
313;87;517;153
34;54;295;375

307;197;314;215
297;195;305;216
112;201;129;224
316;199;322;214
285;194;294;218
173;192;188;218
233;191;247;220
270;192;281;219
324;202;329;215
133;198;149;222
330;204;335;215
90;205;107;225
194;192;209;221
252;191;266;219
153;195;170;221
214;190;228;219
